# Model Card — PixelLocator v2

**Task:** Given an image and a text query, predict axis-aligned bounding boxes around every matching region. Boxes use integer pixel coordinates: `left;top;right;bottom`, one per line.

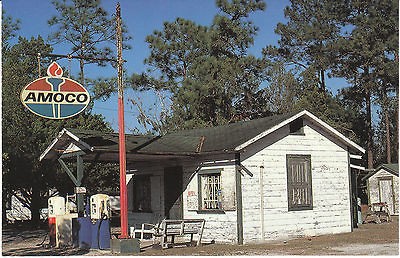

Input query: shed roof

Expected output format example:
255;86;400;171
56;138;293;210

362;163;399;181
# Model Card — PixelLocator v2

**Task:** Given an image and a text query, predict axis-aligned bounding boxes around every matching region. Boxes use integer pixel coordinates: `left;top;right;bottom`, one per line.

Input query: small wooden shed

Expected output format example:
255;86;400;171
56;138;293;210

41;110;365;244
363;164;399;215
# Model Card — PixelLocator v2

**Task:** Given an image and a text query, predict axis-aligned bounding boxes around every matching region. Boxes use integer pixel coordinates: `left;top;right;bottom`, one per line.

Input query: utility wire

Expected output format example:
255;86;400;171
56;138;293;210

94;106;137;114
24;52;126;63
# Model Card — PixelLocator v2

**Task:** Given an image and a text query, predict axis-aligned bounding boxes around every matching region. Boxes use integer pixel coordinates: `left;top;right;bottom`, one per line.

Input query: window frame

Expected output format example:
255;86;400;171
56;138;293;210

132;175;152;213
286;154;313;211
198;169;222;211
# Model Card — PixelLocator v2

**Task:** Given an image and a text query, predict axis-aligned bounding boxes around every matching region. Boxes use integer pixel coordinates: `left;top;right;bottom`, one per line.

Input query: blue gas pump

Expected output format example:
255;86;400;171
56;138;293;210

72;200;91;249
90;194;111;249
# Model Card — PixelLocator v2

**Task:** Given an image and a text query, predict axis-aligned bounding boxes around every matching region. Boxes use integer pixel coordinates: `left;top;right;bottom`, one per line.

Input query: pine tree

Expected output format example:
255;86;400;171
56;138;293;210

48;0;131;85
2;34;114;225
133;0;267;131
263;0;344;91
332;0;398;168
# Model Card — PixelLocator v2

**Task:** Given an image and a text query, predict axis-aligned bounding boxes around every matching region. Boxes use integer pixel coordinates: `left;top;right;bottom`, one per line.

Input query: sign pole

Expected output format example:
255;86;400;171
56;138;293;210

116;2;129;239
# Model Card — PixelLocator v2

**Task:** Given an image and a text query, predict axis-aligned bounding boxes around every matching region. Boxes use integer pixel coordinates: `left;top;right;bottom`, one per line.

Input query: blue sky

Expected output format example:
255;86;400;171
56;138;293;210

3;0;349;132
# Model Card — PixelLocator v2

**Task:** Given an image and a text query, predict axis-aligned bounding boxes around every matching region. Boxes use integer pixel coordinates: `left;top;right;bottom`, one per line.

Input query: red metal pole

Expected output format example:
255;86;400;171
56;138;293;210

116;2;129;239
118;98;128;238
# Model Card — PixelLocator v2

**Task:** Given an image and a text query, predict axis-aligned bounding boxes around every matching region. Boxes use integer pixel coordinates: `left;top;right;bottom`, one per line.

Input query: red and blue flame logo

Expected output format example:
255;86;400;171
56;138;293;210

20;62;90;119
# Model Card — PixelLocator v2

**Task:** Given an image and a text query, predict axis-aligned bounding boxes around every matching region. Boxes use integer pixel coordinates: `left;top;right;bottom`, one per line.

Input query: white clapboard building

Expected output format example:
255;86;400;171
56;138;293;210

41;110;365;244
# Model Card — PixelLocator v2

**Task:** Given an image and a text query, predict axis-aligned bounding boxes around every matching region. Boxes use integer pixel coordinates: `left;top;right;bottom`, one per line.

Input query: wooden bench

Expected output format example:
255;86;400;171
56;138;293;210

363;202;391;224
133;222;163;241
158;219;205;249
132;214;164;241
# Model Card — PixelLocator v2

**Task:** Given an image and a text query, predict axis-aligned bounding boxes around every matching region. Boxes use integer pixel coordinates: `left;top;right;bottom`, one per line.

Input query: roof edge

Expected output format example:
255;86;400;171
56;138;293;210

39;128;93;161
303;111;365;154
234;111;305;151
234;110;366;154
39;128;67;161
361;163;399;181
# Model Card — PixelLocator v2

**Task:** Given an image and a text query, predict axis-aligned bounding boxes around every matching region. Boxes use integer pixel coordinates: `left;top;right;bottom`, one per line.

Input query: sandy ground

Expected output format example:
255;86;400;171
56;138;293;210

2;217;398;256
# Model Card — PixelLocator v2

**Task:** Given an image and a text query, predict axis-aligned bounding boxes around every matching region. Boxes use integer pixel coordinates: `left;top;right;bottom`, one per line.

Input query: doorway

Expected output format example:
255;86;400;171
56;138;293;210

164;166;183;219
378;177;394;214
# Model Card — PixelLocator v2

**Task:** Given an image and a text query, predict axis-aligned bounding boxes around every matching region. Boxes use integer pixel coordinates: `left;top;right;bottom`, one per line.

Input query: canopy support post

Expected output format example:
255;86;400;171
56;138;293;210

58;154;85;216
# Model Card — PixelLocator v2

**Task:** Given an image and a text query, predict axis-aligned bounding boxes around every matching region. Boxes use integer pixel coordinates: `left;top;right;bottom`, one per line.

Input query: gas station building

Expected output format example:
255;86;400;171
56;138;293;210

41;110;365;245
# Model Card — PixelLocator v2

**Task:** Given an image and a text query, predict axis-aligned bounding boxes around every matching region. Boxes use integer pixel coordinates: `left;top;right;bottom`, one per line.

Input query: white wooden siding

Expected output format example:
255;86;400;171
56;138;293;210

240;120;351;242
6;194;32;222
126;160;239;243
126;118;354;243
126;163;165;229
183;164;238;243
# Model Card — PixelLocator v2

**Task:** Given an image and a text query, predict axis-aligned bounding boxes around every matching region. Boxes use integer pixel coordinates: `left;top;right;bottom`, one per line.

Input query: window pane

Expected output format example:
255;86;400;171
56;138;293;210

201;173;221;210
133;176;151;212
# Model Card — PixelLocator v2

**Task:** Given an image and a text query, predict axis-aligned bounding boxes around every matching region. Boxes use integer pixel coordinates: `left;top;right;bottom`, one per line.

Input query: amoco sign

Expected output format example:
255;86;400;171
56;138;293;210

20;62;90;119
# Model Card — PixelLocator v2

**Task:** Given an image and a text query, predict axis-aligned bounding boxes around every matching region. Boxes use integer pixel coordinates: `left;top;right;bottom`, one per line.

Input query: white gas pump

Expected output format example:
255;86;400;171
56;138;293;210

90;194;111;249
48;196;77;248
48;196;65;247
90;194;111;220
48;196;65;217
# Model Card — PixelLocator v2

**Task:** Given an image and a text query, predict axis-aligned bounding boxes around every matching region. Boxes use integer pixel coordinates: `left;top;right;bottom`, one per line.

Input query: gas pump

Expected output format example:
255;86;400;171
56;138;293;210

48;197;65;247
48;196;79;248
90;194;111;249
48;196;65;216
90;194;111;220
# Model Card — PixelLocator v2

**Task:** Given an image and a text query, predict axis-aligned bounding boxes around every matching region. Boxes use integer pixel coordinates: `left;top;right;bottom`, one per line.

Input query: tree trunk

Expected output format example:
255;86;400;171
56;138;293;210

80;58;85;86
384;98;391;164
30;184;41;228
2;188;9;224
320;69;326;92
365;87;374;169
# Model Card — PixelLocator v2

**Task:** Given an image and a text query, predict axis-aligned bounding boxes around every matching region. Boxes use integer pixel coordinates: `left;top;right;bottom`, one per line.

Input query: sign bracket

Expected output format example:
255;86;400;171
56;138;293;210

58;154;85;216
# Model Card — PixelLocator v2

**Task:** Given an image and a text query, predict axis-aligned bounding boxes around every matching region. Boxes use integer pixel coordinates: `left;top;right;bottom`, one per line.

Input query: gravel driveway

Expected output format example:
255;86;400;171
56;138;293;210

2;217;398;256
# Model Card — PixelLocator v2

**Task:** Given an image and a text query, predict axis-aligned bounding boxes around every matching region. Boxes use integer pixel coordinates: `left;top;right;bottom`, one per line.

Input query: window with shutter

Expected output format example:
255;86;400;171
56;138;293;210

198;170;222;210
287;155;313;211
